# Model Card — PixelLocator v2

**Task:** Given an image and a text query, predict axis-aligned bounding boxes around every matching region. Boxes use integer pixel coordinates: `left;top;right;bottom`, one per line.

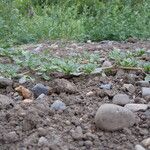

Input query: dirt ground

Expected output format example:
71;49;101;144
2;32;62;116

0;40;150;150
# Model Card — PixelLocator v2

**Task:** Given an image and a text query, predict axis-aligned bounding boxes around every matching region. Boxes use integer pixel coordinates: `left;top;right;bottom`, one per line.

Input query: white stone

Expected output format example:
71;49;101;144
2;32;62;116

142;87;150;97
123;84;135;93
142;137;150;147
124;104;148;112
95;104;136;131
135;145;146;150
113;94;130;106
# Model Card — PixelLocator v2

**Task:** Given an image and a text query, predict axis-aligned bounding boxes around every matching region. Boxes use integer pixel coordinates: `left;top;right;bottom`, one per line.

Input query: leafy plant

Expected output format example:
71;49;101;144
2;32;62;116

143;63;150;73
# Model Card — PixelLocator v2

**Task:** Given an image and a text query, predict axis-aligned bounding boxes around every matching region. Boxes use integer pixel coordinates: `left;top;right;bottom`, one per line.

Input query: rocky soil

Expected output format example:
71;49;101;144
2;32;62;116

0;40;150;150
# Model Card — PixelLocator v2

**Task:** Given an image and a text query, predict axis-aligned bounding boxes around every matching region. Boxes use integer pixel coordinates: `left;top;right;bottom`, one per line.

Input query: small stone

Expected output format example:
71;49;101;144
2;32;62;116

86;91;95;97
124;104;148;112
84;140;93;147
38;127;47;136
23;99;33;103
142;137;150;147
0;77;13;88
95;104;136;131
102;61;112;67
38;137;49;147
71;126;83;140
4;131;18;143
87;40;92;43
65;120;71;125
99;83;112;90
19;76;27;84
52;79;77;94
142;87;150;97
50;100;66;111
0;94;14;109
32;83;50;98
136;81;150;87
135;145;146;150
36;94;48;101
92;67;102;74
123;84;135;93
113;94;130;106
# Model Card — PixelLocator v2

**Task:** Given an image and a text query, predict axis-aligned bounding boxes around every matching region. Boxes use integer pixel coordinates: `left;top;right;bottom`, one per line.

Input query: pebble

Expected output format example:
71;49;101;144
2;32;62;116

112;94;131;106
102;61;112;67
32;83;50;98
71;126;83;140
95;104;136;131
84;140;93;147
123;84;135;93
142;137;150;147
142;87;150;97
23;99;33;104
86;91;95;97
0;94;14;109
38;137;49;147
19;76;27;84
4;131;18;143
50;100;66;111
136;81;150;87
36;94;48;101
52;79;77;94
135;145;146;150
124;104;148;112
0;77;13;88
99;83;112;90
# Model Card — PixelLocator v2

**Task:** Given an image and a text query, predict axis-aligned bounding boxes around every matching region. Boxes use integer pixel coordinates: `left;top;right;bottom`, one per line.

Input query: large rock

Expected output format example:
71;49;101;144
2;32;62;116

0;77;13;88
52;79;77;94
113;94;131;106
124;104;148;112
95;104;136;131
0;94;14;110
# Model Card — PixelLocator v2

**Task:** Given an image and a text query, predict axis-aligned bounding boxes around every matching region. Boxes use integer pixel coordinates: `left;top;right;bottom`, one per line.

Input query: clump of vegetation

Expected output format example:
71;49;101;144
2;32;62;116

109;49;145;67
0;48;100;79
1;0;150;47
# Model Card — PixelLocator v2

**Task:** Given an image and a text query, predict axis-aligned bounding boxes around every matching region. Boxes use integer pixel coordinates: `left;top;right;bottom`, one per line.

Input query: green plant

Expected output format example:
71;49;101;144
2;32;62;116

82;63;97;74
120;58;138;67
143;63;150;73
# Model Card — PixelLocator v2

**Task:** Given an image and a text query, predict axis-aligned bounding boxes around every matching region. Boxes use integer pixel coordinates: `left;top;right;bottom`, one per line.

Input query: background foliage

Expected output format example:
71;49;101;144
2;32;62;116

0;0;150;47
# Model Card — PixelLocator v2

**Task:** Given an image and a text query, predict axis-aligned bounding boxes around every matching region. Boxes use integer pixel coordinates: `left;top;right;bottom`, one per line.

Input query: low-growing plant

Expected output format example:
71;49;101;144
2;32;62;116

143;63;150;73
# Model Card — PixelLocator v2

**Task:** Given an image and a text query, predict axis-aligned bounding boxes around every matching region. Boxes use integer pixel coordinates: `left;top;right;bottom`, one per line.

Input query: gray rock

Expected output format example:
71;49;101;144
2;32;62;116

52;79;77;94
99;83;112;90
146;50;150;57
124;104;148;112
71;126;83;140
95;104;136;131
135;145;146;150
50;100;66;111
142;137;150;147
113;94;130;106
142;87;150;97
0;77;13;88
38;137;49;147
32;83;50;98
4;131;18;143
136;81;150;87
36;94;48;101
19;76;27;84
0;94;14;109
102;61;112;67
123;84;135;93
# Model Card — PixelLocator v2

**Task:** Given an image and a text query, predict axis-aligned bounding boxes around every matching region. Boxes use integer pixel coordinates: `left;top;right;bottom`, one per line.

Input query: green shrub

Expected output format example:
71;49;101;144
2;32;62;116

0;0;150;47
